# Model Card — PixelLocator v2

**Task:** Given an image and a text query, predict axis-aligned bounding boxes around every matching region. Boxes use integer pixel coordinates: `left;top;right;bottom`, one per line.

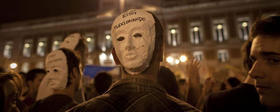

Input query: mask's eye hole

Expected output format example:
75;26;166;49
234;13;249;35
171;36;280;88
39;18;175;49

117;36;125;41
133;33;142;38
54;69;58;72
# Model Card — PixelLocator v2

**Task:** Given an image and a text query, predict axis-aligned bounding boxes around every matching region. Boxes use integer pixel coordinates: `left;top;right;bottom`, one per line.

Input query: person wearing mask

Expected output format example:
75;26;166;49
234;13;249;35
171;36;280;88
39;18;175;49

68;9;200;112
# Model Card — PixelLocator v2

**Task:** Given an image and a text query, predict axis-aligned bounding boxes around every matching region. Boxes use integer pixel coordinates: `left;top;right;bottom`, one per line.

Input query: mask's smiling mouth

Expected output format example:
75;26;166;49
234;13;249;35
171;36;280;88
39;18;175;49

47;79;56;86
125;53;136;60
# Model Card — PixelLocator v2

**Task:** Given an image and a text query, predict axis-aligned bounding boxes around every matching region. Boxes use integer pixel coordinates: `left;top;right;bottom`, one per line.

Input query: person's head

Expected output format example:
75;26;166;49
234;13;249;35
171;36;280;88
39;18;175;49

224;77;241;90
26;69;46;96
45;48;81;92
245;15;280;108
94;72;112;95
157;66;179;98
0;72;24;112
0;67;5;73
111;9;163;78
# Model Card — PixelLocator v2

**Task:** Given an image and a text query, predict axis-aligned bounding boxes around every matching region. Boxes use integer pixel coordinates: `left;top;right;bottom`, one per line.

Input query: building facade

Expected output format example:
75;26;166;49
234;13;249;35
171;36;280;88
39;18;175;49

1;0;280;81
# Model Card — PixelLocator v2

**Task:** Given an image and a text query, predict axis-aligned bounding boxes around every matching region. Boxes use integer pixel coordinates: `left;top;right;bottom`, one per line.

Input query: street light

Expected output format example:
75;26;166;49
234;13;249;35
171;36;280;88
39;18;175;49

180;55;187;62
217;24;223;30
99;53;107;61
106;35;111;40
193;27;199;32
24;43;30;48
175;59;180;65
10;63;18;69
54;41;59;45
86;37;92;42
38;42;44;47
170;29;176;34
166;56;174;64
242;22;248;27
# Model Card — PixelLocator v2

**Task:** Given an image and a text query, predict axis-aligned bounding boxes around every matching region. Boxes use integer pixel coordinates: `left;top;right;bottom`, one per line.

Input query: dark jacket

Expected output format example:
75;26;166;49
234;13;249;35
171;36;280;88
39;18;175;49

30;94;77;112
68;76;200;112
203;83;266;112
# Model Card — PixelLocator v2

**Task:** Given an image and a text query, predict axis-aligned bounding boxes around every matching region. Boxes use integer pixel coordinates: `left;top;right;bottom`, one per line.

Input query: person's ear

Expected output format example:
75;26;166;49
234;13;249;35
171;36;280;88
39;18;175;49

112;48;121;65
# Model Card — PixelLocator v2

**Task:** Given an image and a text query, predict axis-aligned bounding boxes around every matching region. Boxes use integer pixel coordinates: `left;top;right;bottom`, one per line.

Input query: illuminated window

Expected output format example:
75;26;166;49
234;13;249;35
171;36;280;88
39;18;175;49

190;23;203;44
193;51;203;61
36;61;44;69
23;40;33;57
105;31;112;49
218;49;229;63
21;62;29;73
213;20;227;43
85;33;95;53
52;35;63;51
3;41;13;59
168;25;181;46
238;18;250;41
37;38;47;57
99;53;115;66
100;31;112;52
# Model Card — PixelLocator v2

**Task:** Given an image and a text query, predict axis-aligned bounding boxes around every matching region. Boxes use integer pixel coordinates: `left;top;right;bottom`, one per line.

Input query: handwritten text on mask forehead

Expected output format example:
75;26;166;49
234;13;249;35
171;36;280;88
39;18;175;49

113;9;153;30
113;17;145;30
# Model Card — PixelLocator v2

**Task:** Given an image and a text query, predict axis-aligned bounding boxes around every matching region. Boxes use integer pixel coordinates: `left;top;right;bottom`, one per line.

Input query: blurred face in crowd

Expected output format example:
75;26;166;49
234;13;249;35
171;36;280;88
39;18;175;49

249;35;280;107
33;74;45;90
29;73;45;96
45;50;68;90
111;9;156;74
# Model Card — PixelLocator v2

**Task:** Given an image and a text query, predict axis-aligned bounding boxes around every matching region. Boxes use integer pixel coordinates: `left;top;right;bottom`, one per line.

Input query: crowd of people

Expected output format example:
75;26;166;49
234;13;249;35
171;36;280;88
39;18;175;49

0;9;280;112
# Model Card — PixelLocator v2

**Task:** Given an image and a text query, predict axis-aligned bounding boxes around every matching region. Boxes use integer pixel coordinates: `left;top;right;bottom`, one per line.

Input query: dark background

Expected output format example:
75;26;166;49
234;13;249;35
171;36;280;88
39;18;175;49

0;0;99;24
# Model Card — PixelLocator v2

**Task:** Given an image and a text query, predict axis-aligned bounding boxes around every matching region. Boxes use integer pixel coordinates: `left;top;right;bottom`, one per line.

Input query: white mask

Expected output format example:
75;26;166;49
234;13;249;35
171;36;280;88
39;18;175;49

60;33;82;50
45;50;68;90
111;9;156;74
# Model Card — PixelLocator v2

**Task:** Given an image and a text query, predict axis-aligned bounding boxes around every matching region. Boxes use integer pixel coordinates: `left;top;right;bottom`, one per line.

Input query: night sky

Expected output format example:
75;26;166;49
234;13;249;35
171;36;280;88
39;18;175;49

0;0;99;24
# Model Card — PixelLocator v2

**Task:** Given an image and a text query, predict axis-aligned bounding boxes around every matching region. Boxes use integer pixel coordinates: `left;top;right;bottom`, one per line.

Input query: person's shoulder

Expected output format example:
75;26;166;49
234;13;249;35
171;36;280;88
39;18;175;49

66;94;118;112
166;94;201;112
204;83;263;112
208;83;258;101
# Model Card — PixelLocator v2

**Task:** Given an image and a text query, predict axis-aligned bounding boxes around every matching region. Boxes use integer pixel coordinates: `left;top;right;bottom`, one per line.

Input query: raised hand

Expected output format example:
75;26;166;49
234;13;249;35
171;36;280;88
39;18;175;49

186;59;200;85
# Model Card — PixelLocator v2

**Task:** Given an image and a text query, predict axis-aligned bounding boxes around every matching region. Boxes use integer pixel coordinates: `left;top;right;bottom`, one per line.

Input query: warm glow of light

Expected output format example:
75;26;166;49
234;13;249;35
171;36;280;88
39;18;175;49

101;46;106;52
120;0;125;12
193;27;199;32
99;53;107;61
143;5;157;12
175;59;180;64
97;10;114;18
170;29;176;34
10;63;17;69
54;41;59;45
109;53;114;60
38;42;44;47
242;22;248;27
217;24;223;29
5;45;11;49
24;43;30;48
106;35;111;40
166;56;174;63
105;11;113;17
180;55;187;62
86;37;92;42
